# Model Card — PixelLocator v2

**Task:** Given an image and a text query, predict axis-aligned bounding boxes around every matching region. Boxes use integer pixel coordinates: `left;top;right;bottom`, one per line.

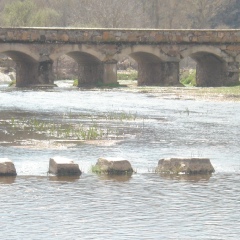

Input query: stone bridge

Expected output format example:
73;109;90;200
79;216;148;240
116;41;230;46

0;27;240;87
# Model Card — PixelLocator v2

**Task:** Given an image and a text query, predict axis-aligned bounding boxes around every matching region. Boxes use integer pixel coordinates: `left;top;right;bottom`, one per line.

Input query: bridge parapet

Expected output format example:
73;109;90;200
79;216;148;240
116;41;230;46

1;28;240;44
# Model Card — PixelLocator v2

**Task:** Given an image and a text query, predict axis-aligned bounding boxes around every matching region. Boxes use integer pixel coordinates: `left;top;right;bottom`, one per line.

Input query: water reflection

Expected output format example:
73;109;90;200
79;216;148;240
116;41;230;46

1;83;240;239
97;174;132;182
158;173;213;182
0;176;16;184
48;175;80;182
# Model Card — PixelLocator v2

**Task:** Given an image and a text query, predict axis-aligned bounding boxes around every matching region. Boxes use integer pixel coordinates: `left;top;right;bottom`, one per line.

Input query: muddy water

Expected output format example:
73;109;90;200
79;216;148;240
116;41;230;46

0;81;240;239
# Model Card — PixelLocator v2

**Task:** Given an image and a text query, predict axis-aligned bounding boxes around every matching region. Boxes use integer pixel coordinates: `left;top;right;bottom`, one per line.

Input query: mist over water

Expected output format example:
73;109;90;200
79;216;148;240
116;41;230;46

0;81;239;239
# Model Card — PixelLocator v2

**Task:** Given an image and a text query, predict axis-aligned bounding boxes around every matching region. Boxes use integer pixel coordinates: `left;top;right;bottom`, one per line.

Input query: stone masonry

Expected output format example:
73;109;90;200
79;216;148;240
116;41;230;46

0;28;239;87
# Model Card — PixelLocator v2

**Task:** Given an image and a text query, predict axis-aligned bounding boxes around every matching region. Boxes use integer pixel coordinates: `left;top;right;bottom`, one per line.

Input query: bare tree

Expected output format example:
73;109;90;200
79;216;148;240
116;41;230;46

0;0;237;29
187;0;229;28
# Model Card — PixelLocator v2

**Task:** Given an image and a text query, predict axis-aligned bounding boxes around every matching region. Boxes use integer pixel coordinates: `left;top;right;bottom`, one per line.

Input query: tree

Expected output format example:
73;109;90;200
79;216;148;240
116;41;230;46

212;0;240;28
1;0;60;27
31;8;60;27
187;0;229;29
1;0;36;27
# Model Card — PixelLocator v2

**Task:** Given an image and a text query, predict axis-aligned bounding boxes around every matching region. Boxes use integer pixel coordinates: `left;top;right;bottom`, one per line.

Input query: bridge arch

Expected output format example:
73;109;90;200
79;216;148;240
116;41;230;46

0;44;39;62
180;46;232;86
118;45;175;62
116;45;179;86
50;44;106;86
50;44;105;62
0;44;40;87
181;45;233;62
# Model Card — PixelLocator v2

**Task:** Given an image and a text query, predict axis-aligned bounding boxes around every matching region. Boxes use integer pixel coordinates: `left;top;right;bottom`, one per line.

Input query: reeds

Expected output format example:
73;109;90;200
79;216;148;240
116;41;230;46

7;110;139;141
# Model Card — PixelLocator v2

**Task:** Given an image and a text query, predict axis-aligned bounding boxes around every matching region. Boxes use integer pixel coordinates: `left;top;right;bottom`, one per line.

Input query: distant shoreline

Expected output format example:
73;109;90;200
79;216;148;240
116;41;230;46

116;80;240;102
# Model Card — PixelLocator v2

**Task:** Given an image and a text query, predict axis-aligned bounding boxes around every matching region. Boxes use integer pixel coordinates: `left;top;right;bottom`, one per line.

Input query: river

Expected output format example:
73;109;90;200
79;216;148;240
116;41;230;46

0;81;239;239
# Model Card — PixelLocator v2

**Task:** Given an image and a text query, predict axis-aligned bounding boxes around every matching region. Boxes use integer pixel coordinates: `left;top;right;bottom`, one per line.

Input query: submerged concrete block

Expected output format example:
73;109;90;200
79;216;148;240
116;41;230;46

0;158;17;176
49;157;81;176
156;158;215;174
93;157;133;175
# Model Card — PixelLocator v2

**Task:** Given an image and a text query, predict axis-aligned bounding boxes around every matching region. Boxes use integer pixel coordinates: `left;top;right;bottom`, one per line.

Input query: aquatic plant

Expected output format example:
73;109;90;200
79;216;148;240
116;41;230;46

180;69;196;86
8;116;116;141
96;82;121;88
117;70;138;80
91;164;133;175
73;79;78;87
104;110;137;121
8;80;16;87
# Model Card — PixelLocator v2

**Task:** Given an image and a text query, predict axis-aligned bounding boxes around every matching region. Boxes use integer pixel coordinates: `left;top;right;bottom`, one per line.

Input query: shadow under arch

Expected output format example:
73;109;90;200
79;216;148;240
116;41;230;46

181;46;233;87
50;45;106;86
0;50;39;87
118;46;179;86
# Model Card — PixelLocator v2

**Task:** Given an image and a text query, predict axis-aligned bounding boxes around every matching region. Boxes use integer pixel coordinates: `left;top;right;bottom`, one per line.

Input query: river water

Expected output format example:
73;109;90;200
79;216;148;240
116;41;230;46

0;81;239;239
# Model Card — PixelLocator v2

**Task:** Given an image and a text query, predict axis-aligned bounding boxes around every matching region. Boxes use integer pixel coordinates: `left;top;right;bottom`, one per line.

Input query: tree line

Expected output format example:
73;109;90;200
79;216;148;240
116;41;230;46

0;0;239;29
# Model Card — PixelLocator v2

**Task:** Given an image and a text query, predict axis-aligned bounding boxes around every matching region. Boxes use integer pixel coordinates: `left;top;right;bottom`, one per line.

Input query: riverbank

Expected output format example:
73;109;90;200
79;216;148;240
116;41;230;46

117;80;240;102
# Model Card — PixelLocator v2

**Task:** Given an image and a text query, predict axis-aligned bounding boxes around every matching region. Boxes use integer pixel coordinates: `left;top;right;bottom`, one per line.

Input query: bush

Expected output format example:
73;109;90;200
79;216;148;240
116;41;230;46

180;69;196;86
117;70;138;80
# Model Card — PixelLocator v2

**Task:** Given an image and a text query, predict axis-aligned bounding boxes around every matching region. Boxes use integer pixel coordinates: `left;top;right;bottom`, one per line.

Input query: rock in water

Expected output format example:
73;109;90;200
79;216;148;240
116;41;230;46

156;158;215;174
93;157;133;175
0;158;17;176
49;157;81;176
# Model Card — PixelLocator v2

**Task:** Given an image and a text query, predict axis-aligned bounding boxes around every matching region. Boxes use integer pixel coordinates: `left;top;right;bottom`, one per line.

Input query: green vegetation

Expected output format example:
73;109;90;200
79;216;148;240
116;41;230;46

8;79;16;87
1;0;60;27
180;69;196;86
73;80;123;89
96;82;121;88
197;86;240;96
73;70;138;88
117;70;138;80
7;110;138;141
0;0;238;29
91;165;133;175
91;165;102;174
73;79;78;87
104;111;137;121
9;117;106;140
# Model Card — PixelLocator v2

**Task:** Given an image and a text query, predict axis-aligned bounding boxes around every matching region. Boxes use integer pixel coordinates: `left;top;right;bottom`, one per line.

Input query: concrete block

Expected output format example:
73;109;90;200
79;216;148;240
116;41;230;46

0;158;17;176
49;157;81;176
156;158;215;174
93;157;133;175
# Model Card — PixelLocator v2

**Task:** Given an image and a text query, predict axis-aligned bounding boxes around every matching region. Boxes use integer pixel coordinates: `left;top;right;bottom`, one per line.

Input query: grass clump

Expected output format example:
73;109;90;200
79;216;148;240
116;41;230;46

9;117;108;140
91;165;103;174
73;79;121;88
180;69;196;86
91;165;133;175
73;79;78;87
117;70;138;80
96;82;121;88
8;79;16;87
104;110;137;121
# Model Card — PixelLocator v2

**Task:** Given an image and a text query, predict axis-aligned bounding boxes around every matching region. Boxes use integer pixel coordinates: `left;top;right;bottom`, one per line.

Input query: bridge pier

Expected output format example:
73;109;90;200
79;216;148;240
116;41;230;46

103;61;117;84
162;62;180;86
77;61;117;87
138;61;179;86
195;55;226;87
16;58;55;87
77;64;103;87
15;61;38;87
38;59;55;85
226;61;240;85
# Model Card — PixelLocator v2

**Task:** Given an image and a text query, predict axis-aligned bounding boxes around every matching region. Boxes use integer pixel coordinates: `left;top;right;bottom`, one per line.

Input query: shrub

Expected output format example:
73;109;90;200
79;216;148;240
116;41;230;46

180;69;196;86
